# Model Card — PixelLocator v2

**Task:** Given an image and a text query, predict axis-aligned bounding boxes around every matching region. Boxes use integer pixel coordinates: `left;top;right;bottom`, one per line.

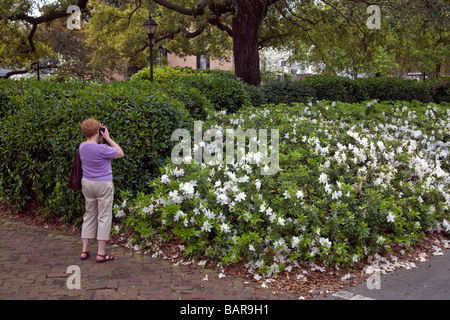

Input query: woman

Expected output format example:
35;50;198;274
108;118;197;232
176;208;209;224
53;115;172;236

79;118;124;263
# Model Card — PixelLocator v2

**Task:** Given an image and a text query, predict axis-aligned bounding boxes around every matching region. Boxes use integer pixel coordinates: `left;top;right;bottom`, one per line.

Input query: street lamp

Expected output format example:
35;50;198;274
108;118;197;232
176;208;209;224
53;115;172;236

143;16;158;82
32;61;40;80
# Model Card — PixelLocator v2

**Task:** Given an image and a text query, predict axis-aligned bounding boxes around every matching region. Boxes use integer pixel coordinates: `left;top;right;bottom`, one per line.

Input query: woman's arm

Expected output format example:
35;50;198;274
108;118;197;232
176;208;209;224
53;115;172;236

101;125;124;159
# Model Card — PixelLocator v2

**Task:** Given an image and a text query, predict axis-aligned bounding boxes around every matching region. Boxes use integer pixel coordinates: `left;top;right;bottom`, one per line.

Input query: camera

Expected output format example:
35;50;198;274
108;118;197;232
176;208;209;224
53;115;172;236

99;126;110;135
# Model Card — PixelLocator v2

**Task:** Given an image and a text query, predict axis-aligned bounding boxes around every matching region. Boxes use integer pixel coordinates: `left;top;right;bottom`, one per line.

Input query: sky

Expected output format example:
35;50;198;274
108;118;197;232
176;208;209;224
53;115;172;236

31;0;58;17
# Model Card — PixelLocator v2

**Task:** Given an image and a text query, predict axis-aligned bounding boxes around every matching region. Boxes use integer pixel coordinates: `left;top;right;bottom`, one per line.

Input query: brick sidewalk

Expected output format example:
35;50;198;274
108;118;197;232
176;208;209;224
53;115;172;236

0;218;298;300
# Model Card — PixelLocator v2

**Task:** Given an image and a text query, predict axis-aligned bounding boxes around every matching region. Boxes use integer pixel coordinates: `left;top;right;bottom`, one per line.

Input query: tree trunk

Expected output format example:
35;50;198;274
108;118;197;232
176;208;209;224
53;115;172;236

435;63;441;78
232;0;266;86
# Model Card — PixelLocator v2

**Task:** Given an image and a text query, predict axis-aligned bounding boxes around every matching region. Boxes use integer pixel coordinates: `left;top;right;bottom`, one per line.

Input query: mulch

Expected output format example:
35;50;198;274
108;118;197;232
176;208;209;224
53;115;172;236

1;200;449;300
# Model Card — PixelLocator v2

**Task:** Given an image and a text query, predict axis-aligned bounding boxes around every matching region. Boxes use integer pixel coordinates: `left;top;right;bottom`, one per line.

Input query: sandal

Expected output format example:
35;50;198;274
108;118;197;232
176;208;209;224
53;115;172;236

80;251;90;260
96;253;115;263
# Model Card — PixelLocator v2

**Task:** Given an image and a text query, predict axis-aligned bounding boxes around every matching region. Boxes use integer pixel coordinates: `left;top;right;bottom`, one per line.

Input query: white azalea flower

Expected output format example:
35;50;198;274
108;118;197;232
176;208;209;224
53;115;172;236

216;193;229;205
201;221;212;232
235;192;246;202
319;237;332;248
376;236;386;244
161;174;170;184
169;190;183;204
142;205;153;214
386;211;395;223
259;204;266;213
115;209;125;218
319;172;328;184
179;181;195;197
220;223;231;234
442;219;450;233
172;167;185;177
331;190;342;200
292;236;301;248
377;141;385;151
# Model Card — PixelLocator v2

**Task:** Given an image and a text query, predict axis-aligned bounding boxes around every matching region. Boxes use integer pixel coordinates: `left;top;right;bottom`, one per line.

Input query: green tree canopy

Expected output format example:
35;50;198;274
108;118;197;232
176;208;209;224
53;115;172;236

1;0;448;82
0;0;90;78
288;0;448;77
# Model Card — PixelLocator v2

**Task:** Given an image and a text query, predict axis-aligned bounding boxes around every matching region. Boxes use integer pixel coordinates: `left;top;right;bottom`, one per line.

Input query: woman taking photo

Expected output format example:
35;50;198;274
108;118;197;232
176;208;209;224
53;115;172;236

79;118;124;263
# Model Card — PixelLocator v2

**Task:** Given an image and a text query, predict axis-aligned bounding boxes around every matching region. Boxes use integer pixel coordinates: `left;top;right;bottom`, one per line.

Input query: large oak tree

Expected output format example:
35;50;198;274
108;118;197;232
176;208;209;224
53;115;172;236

151;0;279;85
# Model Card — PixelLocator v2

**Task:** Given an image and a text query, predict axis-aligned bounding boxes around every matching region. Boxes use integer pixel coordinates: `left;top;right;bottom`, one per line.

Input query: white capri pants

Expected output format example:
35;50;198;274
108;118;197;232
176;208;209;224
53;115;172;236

81;178;114;241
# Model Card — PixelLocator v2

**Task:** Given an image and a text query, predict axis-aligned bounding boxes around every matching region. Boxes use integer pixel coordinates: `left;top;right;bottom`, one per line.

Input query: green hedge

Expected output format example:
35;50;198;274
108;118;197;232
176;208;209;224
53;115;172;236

258;80;314;105
0;79;192;222
130;67;449;107
131;66;252;114
305;75;363;103
429;77;450;103
355;77;432;102
256;76;450;106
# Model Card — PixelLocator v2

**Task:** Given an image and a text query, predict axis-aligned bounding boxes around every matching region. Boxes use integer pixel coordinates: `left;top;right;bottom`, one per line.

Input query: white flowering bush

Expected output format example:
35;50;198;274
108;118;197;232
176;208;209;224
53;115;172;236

115;100;450;274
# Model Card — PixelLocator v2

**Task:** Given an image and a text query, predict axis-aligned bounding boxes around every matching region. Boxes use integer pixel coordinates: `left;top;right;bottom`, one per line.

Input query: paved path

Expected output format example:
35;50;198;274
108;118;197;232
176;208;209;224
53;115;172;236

2;217;449;303
315;247;450;300
0;217;298;301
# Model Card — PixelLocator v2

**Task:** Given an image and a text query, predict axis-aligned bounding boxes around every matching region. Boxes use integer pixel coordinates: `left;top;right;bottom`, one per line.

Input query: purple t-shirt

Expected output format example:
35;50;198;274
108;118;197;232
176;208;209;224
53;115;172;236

79;143;118;181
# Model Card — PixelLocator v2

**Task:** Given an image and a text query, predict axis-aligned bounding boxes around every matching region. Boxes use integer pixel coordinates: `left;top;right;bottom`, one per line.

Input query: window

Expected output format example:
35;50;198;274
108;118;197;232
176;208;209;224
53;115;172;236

196;55;210;69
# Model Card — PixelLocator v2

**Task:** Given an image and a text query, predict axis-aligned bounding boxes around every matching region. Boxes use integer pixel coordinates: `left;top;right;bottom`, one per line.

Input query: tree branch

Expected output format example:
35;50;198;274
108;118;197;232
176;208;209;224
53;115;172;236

27;23;37;53
321;0;365;34
265;0;282;6
278;1;320;26
182;25;207;38
153;0;234;38
6;0;90;55
0;69;29;79
207;16;233;37
0;64;60;79
258;32;292;49
344;0;392;6
155;27;184;42
10;0;90;24
151;0;208;17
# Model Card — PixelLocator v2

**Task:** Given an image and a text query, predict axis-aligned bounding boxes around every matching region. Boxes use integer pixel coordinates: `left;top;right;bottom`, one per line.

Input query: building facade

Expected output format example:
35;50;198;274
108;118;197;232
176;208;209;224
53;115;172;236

166;53;234;71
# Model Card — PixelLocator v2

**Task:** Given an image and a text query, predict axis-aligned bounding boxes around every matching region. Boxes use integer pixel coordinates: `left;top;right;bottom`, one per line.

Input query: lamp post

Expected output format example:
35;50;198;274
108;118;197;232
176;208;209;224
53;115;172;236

32;61;40;80
143;16;158;82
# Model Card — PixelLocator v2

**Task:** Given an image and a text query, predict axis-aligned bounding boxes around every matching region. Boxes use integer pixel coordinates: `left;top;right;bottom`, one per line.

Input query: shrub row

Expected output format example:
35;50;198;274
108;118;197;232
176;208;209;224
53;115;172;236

250;76;450;106
0;79;192;223
129;66;449;108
